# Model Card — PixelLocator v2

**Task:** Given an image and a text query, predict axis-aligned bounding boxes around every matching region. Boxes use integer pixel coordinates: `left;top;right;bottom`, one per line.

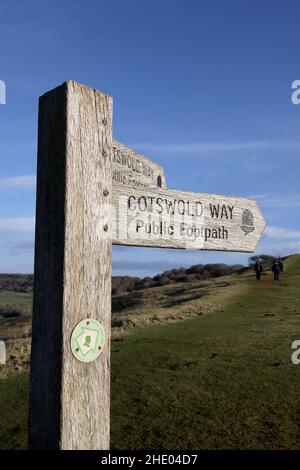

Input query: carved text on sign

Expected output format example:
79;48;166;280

111;186;265;252
111;140;167;189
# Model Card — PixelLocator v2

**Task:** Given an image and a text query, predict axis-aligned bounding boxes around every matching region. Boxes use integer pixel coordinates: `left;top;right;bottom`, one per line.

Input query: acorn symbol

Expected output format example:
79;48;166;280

241;209;254;235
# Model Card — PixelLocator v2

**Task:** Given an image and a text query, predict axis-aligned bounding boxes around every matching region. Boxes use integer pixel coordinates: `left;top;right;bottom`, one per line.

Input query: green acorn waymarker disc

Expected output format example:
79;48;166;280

71;319;105;363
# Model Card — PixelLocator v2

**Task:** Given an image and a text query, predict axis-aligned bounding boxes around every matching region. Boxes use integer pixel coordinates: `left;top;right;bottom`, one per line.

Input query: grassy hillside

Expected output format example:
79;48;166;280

0;262;242;297
0;255;300;449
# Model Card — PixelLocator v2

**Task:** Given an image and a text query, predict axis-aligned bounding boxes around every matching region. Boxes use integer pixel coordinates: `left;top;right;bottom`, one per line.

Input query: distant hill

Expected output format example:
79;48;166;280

0;262;243;295
112;263;244;295
0;274;34;293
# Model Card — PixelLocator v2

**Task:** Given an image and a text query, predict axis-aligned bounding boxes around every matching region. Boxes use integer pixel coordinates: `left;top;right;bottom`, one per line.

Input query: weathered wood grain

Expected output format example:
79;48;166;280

111;185;266;252
112;139;167;189
29;81;112;449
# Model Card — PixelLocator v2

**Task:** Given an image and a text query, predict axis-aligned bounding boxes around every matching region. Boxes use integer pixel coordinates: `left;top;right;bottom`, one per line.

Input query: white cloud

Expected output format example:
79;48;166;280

6;240;34;255
248;193;272;199
0;217;35;232
131;140;300;155
113;259;190;272
259;194;300;208
0;174;36;189
256;240;300;256
265;226;300;239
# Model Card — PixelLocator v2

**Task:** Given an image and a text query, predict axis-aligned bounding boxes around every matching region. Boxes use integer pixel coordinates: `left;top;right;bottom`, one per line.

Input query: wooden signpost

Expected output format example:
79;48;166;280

111;186;265;252
112;140;167;190
29;80;266;450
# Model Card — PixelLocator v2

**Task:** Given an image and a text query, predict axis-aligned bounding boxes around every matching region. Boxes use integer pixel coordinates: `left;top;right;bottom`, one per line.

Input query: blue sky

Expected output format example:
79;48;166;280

0;0;300;276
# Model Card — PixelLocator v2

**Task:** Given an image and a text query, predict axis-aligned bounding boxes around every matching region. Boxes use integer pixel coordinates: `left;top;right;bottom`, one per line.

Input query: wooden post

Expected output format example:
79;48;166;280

29;81;113;450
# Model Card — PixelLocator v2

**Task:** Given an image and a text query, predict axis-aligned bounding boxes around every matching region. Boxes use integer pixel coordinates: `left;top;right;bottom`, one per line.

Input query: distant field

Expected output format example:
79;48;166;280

0;291;32;305
0;255;300;449
0;291;32;344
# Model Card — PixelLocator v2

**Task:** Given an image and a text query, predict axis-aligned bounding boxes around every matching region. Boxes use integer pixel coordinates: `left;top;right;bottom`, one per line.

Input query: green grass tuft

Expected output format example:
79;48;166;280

0;373;28;450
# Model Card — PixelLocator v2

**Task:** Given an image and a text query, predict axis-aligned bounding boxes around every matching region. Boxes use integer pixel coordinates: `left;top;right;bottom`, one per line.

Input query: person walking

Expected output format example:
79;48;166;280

254;260;263;280
272;259;281;281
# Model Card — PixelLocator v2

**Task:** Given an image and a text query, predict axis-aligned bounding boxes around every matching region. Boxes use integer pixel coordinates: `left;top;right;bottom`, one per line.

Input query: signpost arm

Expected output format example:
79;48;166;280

29;81;112;449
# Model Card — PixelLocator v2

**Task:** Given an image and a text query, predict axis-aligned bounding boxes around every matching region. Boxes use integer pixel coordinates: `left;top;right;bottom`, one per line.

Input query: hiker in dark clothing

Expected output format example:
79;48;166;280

272;259;281;281
279;259;284;274
254;260;263;280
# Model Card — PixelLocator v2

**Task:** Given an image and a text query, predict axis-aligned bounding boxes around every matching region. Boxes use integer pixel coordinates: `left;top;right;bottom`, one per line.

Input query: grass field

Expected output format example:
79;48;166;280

0;255;300;449
0;291;32;345
0;373;28;450
0;291;32;305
